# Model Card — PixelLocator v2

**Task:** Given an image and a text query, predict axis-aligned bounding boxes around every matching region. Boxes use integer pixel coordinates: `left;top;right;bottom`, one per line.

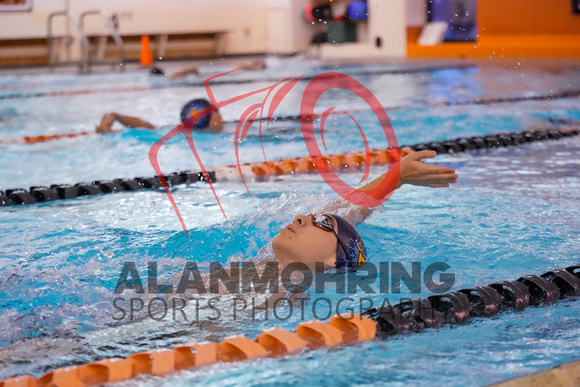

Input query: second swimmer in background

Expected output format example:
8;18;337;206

96;98;224;133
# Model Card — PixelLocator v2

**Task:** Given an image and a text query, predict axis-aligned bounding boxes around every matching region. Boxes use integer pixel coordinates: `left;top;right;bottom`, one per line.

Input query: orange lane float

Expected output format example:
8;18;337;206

174;342;217;370
0;129;126;145
295;320;344;349
255;328;308;356
217;335;269;362
265;159;297;176
294;156;317;173
129;349;176;376
0;315;376;386
199;146;406;183
330;314;377;342
77;358;133;384
24;131;93;144
225;147;409;182
0;375;36;387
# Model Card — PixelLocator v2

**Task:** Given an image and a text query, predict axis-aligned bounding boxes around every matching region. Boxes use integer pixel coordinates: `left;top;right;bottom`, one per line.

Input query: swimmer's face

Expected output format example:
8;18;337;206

207;110;223;131
183;111;223;132
271;214;338;269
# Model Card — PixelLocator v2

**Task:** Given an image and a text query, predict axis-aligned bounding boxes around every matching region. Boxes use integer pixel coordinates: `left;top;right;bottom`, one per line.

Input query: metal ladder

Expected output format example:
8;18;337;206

79;10;125;72
47;10;124;73
47;11;88;72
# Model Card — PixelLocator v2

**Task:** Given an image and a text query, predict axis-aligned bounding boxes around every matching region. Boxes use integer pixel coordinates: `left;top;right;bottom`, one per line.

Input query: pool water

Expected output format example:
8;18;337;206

0;58;579;386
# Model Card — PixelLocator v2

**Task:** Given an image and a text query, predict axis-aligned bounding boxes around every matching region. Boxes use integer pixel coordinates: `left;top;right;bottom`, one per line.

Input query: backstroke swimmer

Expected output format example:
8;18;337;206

249;149;457;305
113;149;458;321
16;151;457;362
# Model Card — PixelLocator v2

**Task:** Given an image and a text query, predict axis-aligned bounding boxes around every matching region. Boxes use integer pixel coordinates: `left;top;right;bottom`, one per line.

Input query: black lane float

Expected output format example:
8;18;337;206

1;125;578;207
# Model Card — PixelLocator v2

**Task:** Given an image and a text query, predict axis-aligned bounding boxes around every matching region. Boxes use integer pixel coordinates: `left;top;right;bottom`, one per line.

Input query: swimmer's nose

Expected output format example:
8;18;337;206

293;214;310;227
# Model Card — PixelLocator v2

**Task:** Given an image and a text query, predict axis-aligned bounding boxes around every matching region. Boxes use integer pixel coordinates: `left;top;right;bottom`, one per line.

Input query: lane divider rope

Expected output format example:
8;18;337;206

363;265;580;337
1;264;577;386
0;129;123;145
1;125;578;207
0;65;476;100
2;91;579;145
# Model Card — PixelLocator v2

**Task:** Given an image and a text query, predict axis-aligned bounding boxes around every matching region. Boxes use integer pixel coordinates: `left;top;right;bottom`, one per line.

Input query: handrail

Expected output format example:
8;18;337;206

79;10;125;72
47;11;90;72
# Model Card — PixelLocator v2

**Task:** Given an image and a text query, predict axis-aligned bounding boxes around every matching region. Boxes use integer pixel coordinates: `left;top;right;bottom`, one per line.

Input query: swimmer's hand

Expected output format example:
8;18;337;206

322;149;457;226
398;150;458;188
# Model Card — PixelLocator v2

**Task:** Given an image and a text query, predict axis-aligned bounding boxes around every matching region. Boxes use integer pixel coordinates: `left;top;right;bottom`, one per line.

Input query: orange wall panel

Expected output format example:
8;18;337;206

478;0;580;35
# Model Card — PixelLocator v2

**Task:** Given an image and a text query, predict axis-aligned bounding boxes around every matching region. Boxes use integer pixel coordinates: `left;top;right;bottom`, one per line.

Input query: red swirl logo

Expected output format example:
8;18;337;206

149;70;399;235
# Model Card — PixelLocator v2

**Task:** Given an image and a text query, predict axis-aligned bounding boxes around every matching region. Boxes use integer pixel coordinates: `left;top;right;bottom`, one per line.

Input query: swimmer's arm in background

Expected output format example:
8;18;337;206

96;112;156;133
322;150;459;226
167;59;266;79
168;66;200;79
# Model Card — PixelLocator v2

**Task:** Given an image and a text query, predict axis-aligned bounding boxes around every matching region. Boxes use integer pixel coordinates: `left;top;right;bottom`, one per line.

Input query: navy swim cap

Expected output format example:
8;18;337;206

328;214;367;269
180;98;213;129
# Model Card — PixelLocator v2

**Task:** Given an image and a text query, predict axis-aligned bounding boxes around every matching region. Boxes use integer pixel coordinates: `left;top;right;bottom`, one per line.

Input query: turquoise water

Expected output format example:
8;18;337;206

0;59;579;385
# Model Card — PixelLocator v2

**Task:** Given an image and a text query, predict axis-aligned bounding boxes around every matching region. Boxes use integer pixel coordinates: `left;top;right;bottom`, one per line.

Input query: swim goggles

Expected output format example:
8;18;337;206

308;214;348;262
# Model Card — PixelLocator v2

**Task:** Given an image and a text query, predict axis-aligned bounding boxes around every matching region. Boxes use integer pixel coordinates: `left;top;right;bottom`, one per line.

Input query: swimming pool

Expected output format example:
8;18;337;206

0;57;579;386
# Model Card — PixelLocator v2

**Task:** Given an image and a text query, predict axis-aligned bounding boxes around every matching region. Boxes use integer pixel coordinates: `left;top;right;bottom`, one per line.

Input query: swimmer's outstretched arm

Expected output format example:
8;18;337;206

168;66;200;79
96;112;156;133
167;59;266;79
322;150;458;225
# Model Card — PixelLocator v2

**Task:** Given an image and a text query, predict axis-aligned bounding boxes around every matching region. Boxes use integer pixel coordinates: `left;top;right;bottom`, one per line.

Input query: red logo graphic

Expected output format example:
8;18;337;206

149;69;399;235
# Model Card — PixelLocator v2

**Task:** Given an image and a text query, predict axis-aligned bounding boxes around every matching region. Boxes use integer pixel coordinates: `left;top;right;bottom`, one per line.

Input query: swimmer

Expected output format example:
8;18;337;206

188;149;457;302
269;149;457;271
256;149;457;306
150;58;267;79
95;98;224;134
106;149;457;321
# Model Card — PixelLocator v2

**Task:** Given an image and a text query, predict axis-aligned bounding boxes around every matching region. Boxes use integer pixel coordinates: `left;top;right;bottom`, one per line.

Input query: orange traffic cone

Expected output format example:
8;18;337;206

140;35;154;66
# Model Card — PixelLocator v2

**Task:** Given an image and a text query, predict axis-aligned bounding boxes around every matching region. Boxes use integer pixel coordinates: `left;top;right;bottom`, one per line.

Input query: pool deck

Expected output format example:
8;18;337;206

492;358;580;387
